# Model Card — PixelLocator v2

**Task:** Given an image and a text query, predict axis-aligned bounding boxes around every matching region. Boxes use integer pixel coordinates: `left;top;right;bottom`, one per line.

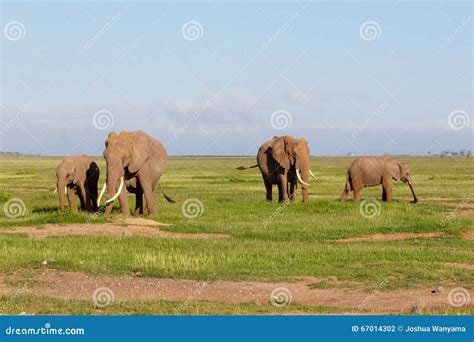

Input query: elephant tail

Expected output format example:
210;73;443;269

157;183;176;203
236;164;258;170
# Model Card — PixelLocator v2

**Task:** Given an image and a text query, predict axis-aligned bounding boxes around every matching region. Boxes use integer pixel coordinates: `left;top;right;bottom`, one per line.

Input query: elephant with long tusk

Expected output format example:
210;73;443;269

339;156;419;203
96;176;124;207
99;130;174;216
237;135;315;202
55;156;100;212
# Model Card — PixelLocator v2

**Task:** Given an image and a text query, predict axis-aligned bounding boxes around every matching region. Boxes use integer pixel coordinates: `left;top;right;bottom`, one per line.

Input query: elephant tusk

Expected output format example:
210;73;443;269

56;185;67;194
309;170;317;180
296;169;310;186
97;183;107;207
106;176;124;204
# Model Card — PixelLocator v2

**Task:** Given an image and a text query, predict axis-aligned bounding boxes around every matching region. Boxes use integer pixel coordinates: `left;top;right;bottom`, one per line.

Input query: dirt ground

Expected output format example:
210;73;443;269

0;218;229;239
461;230;474;240
1;217;471;314
1;269;470;314
337;232;444;243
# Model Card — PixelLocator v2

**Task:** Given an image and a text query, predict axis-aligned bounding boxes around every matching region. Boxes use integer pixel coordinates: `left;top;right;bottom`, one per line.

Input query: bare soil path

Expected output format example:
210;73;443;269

337;232;444;243
0;219;229;239
1;270;469;314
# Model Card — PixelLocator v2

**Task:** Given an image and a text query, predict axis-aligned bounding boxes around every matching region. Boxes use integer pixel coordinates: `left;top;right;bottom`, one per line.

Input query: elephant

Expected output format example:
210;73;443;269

56;156;99;212
237;135;316;202
339;156;418;203
98;130;174;216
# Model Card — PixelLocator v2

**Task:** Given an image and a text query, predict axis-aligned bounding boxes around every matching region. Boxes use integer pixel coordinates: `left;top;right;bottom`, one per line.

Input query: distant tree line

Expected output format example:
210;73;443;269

428;150;472;157
0;151;41;157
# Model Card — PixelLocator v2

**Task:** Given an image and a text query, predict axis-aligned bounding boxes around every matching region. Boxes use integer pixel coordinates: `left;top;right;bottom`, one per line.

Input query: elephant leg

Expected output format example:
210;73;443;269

118;185;130;215
67;187;78;213
58;181;66;211
79;183;89;211
289;181;296;201
382;177;392;202
382;186;387;201
135;188;144;216
104;203;113;215
264;182;273;202
276;182;283;202
352;178;363;201
277;174;289;203
88;183;98;212
140;177;156;216
353;188;361;201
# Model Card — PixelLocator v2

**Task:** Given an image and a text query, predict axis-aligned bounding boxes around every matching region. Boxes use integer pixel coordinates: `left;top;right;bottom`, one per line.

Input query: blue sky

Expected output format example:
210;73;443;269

1;1;472;156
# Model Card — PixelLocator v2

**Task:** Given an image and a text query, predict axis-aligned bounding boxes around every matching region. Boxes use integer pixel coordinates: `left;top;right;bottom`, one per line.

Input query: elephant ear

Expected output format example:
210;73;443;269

128;135;149;173
388;160;402;181
271;137;290;169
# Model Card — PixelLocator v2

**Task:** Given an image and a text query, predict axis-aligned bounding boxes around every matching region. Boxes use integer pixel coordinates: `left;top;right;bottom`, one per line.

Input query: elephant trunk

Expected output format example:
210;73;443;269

295;168;310;202
57;180;66;211
295;158;310;203
301;169;309;202
104;166;122;215
408;180;418;203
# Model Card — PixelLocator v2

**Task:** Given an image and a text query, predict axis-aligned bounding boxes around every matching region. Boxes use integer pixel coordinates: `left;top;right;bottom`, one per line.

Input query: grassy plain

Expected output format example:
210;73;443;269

0;156;472;314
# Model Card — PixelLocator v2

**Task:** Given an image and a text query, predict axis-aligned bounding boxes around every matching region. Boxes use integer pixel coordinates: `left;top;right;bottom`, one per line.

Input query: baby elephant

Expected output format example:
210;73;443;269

56;156;100;212
339;156;418;203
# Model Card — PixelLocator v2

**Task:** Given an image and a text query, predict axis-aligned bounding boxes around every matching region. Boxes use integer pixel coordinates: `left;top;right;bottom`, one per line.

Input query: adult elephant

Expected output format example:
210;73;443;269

238;136;316;202
339;156;418;203
98;130;173;216
56;156;99;212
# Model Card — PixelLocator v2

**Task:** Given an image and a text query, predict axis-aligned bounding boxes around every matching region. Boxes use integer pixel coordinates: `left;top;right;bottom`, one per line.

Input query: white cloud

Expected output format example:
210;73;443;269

0;92;471;156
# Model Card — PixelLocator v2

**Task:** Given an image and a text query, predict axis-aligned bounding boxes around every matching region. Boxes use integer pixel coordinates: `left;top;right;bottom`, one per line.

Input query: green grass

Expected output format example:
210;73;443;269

2;294;470;315
0;294;343;315
0;156;473;314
